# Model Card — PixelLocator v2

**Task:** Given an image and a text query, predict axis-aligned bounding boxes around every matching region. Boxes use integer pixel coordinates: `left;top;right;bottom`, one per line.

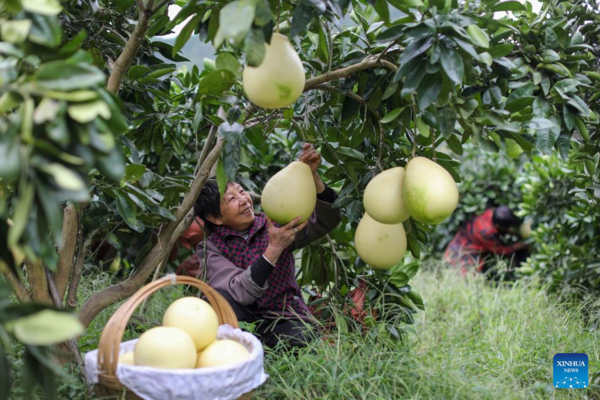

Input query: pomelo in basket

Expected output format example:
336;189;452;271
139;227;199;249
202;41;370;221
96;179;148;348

403;157;458;225
196;340;250;368
118;351;135;365
242;33;305;109
162;297;219;352
134;327;196;369
363;167;410;224
354;213;407;269
261;161;316;225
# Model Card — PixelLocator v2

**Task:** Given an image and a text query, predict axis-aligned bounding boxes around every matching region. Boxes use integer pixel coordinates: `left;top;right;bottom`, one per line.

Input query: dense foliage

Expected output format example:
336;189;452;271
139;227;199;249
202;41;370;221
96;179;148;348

517;154;600;316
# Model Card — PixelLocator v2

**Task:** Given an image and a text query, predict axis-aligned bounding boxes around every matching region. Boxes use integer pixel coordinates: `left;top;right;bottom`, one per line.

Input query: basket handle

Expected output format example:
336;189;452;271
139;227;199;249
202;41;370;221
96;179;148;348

97;275;239;377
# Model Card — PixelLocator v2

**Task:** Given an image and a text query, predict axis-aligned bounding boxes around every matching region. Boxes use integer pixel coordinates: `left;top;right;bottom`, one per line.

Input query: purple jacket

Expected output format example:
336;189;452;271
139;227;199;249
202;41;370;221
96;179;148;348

196;195;342;320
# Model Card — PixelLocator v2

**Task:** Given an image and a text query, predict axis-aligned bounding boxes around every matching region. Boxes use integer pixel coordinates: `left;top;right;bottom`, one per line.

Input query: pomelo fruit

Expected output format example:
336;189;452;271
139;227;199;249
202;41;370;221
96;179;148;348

118;351;135;365
519;219;533;239
261;161;316;225
242;33;305;109
363;167;410;224
403;157;458;225
355;213;407;269
162;297;219;352
134;327;196;369
197;339;250;368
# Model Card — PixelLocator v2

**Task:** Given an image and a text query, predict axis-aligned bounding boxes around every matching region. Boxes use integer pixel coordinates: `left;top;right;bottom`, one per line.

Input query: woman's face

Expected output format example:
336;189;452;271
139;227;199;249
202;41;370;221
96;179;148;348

208;183;255;231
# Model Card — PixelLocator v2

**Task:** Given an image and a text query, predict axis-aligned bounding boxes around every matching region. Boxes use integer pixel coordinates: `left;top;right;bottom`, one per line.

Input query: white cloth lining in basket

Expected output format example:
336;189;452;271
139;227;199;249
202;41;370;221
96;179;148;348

84;325;268;400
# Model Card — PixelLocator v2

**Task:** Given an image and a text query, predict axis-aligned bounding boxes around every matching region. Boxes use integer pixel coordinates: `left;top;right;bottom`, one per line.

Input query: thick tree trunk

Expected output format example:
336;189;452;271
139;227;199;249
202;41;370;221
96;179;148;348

78;136;223;328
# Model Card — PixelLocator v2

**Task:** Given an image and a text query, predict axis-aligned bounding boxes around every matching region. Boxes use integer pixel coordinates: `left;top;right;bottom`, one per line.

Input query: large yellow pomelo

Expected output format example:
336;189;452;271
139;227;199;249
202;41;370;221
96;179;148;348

242;33;305;109
196;339;250;368
162;297;219;352
134;327;196;369
363;167;410;224
354;213;407;269
403;157;459;225
119;351;135;365
261;161;316;225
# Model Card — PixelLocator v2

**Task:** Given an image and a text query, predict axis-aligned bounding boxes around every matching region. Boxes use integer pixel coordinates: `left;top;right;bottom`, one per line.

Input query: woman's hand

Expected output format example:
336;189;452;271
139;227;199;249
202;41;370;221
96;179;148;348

299;143;321;173
264;216;308;265
299;143;325;193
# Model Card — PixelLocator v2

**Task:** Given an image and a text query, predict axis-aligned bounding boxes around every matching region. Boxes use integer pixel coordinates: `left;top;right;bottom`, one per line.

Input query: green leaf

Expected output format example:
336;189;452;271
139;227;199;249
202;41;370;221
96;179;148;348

505;96;535;112
196;69;236;97
244;28;266;67
214;0;256;47
452;38;479;59
223;141;241;182
545;27;558;50
553;79;580;94
373;0;390;22
115;192;144;232
478;52;493;65
36;62;105;91
158;148;172;175
22;0;62;15
570;30;584;47
467;25;489;49
541;49;560;63
440;44;464;85
216;53;242;76
11;310;83;346
390;271;409;287
67;100;111;123
489;43;514;59
506;83;534;105
218;121;244;142
291;4;314;38
407;290;424;310
173;14;201;57
416;73;442;110
216;156;228;198
1;20;32;44
123;164;146;183
335;147;365;160
437;106;456;138
380;108;403;124
398;36;434;65
376;25;405;42
491;1;526;12
8;184;34;248
39;163;87;192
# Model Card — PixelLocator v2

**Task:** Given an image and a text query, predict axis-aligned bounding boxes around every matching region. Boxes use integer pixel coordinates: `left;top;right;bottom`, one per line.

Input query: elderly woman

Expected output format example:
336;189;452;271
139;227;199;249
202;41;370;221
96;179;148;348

193;143;342;349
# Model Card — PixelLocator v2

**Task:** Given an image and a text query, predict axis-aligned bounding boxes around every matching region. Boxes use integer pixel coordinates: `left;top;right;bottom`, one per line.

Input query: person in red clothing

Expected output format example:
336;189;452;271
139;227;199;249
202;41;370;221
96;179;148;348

444;206;529;278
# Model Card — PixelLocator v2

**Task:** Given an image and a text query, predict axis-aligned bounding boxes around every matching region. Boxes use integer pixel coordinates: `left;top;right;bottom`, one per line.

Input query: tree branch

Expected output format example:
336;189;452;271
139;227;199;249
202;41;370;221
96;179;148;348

54;205;79;300
78;137;224;328
24;259;52;304
106;7;152;93
44;267;84;367
313;83;381;120
2;268;30;302
304;54;397;92
66;239;87;309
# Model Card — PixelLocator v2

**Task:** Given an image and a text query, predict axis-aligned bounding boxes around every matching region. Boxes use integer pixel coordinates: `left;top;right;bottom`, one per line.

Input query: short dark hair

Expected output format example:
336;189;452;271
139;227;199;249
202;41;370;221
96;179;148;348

492;206;522;231
194;177;225;232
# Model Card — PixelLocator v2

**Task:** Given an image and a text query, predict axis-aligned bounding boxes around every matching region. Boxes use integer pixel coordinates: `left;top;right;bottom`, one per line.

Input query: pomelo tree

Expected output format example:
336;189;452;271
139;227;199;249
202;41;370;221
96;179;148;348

0;0;599;393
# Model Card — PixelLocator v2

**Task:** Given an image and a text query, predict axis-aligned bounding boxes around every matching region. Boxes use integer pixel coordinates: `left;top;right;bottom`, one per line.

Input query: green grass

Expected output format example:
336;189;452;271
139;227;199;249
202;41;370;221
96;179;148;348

255;268;600;399
10;267;600;399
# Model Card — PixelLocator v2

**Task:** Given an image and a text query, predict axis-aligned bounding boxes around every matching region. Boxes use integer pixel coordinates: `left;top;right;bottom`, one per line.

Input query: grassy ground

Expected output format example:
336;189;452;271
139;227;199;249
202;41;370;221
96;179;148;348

10;267;600;399
254;269;600;399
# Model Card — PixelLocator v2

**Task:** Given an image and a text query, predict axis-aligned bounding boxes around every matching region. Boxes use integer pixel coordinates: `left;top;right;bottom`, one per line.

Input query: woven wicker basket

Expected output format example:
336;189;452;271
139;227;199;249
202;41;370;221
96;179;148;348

93;275;253;400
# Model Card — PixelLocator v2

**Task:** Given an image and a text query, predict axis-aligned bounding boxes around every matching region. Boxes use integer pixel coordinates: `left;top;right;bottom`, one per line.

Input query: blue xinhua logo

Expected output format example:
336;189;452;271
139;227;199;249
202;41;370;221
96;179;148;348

553;353;589;389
